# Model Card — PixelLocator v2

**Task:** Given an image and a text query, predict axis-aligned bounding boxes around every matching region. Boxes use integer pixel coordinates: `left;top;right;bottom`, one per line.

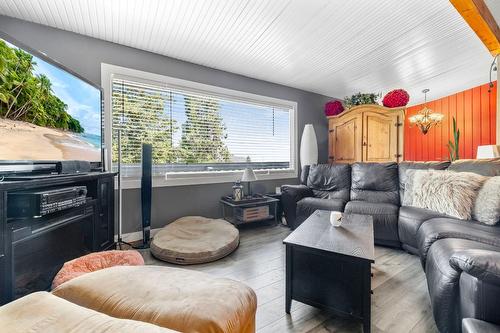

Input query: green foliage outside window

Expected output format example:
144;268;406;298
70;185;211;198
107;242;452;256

112;86;231;165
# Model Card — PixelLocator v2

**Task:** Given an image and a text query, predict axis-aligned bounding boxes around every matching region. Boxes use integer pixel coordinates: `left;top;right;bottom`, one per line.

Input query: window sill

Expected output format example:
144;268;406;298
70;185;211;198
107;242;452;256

115;169;298;189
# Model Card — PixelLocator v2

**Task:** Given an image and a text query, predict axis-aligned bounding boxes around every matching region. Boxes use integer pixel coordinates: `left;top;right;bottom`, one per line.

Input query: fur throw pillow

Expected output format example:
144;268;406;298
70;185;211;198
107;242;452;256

472;176;500;225
411;170;486;220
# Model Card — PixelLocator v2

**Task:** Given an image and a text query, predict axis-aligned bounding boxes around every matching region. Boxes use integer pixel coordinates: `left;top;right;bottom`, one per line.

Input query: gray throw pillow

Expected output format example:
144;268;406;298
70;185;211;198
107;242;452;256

402;169;417;206
472;176;500;225
411;170;486;220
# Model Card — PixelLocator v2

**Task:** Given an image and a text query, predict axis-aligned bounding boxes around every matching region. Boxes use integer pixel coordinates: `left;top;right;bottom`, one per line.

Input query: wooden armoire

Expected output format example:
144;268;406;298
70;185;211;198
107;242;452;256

327;104;405;163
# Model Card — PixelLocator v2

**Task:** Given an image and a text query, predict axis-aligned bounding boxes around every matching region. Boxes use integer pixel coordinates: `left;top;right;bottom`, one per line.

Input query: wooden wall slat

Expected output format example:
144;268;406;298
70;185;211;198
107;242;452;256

403;81;496;161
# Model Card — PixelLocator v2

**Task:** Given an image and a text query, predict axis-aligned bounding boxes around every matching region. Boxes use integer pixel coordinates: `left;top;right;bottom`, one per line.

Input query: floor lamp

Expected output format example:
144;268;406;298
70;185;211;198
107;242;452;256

300;124;318;167
116;127;134;250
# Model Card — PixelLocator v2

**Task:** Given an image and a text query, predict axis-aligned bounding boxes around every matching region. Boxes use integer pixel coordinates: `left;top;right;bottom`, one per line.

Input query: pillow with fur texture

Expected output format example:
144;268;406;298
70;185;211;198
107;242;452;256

472;176;500;225
411;170;486;220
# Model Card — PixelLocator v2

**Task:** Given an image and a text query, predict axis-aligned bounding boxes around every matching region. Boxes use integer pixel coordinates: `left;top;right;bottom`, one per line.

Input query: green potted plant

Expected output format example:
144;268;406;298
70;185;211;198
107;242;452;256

344;92;381;109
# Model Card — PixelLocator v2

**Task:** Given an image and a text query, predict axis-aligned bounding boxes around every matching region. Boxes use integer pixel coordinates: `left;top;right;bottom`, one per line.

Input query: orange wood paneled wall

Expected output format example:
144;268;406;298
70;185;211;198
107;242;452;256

404;81;497;161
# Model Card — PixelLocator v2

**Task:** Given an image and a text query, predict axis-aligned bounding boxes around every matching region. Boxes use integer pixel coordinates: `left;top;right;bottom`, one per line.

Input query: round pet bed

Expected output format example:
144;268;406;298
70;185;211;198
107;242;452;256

151;216;239;265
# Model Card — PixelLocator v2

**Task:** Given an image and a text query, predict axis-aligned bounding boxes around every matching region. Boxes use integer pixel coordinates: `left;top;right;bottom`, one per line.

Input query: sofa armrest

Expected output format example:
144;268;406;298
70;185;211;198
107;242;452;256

280;185;313;229
463;318;500;333
450;249;500;287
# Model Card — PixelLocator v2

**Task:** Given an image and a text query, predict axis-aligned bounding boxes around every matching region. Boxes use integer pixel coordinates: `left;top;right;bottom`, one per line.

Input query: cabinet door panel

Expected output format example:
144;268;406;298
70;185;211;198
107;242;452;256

330;115;361;163
363;112;398;162
95;177;114;251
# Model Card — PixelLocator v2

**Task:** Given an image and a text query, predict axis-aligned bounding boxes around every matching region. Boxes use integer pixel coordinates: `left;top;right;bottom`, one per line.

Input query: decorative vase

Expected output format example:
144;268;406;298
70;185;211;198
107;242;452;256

300;124;318;168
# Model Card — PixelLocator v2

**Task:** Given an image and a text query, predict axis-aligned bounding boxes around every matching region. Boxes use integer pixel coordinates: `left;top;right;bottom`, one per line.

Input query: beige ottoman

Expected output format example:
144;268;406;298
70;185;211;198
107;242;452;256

52;265;257;333
0;292;178;333
151;216;239;265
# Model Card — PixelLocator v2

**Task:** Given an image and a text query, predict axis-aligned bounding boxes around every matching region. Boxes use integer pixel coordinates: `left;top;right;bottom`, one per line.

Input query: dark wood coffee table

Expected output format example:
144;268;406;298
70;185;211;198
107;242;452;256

283;210;374;332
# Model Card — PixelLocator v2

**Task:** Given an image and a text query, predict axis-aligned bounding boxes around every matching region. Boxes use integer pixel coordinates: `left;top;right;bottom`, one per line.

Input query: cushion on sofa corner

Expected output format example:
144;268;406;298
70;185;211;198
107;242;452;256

472;176;500;225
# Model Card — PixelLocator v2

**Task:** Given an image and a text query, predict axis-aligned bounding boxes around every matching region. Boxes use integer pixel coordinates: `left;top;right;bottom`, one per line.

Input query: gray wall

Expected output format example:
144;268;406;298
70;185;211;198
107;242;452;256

0;15;334;234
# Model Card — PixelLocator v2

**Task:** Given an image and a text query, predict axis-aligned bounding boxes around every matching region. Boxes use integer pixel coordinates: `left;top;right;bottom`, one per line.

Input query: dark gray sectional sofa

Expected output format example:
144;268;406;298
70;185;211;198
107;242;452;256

281;159;500;333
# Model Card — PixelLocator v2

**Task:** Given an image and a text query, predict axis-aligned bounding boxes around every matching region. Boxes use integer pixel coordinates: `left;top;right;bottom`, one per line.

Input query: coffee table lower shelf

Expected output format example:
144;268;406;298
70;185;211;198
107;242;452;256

285;244;372;332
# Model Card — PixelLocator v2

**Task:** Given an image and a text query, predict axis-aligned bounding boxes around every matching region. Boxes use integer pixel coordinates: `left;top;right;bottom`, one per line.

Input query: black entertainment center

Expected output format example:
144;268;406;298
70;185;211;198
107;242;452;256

0;171;115;304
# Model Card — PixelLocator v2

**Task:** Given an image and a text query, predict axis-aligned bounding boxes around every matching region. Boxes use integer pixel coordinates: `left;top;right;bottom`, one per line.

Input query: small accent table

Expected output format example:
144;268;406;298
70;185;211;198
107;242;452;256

283;210;374;332
220;196;279;226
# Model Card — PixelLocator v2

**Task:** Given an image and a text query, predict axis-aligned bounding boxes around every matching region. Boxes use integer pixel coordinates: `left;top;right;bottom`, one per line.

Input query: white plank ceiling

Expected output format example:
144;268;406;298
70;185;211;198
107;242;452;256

0;0;496;104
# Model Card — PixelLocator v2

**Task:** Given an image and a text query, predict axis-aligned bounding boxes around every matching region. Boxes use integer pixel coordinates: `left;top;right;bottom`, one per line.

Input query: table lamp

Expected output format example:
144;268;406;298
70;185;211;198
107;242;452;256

476;145;500;159
241;168;257;197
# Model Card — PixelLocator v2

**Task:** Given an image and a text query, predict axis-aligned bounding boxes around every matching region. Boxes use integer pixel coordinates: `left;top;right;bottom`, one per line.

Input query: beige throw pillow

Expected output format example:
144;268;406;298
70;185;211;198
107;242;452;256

472;176;500;225
411;170;486;220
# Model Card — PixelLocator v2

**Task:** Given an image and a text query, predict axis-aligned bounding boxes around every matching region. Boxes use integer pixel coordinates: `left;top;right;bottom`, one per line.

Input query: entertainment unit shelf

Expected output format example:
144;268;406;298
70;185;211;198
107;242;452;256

0;172;116;304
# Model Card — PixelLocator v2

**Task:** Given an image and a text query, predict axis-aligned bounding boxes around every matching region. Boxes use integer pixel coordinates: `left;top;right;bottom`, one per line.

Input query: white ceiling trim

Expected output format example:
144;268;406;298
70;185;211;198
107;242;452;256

0;0;496;105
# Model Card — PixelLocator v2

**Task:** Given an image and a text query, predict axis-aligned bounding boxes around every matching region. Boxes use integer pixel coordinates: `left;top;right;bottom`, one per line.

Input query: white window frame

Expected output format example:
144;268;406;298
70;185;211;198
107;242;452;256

101;63;298;189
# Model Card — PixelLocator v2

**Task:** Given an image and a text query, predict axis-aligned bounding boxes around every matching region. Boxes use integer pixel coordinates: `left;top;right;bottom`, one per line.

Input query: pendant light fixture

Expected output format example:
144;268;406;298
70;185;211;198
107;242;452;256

408;89;444;135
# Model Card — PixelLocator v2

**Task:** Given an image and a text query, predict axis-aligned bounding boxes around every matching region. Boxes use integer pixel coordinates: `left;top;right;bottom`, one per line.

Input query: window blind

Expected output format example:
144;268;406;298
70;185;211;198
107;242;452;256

111;78;291;177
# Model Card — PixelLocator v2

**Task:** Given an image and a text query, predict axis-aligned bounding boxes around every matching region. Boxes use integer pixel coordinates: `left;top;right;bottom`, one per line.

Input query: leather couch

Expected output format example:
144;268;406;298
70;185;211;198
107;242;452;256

281;158;500;333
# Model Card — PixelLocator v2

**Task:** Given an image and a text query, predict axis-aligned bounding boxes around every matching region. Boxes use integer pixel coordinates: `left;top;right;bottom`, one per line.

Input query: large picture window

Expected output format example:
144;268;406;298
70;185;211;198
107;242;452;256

103;64;297;187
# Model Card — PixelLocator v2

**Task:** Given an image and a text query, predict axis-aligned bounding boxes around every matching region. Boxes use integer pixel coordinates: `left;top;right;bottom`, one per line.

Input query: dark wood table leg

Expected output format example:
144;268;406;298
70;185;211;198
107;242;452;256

285;245;292;314
363;263;371;333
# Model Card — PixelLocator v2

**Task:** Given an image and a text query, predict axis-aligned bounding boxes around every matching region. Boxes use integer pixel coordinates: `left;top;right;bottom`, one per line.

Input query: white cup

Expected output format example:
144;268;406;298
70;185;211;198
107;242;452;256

329;211;342;227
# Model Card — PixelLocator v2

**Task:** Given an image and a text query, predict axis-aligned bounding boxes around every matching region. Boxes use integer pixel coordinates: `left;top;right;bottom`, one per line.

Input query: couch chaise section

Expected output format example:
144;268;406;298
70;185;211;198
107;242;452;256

281;158;500;333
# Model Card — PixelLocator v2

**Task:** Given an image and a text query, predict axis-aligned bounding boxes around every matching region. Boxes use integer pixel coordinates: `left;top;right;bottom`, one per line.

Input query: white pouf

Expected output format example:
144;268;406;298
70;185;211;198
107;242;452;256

151;216;239;265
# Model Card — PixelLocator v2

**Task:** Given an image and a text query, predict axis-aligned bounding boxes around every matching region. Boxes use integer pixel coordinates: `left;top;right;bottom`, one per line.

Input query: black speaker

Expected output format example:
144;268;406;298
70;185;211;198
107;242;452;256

56;160;91;174
141;143;152;245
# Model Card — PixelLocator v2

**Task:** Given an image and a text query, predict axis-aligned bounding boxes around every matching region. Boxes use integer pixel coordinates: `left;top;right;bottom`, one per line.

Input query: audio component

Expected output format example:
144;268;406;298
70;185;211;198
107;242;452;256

8;186;88;218
141;143;152;245
56;160;91;174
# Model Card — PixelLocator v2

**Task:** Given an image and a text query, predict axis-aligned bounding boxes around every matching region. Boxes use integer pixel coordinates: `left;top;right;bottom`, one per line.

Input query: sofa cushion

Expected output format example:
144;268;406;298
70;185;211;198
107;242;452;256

473;176;500;225
307;163;351;201
398;161;450;203
296;197;346;226
418;217;500;266
350;162;399;205
410;170;486;220
53;265;257;333
398;206;447;253
344;201;399;245
425;239;500;333
447;158;500;176
0;292;177;333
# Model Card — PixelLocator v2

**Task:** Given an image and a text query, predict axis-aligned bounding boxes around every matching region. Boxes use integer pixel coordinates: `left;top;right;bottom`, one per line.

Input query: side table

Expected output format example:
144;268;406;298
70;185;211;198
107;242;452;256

220;196;279;226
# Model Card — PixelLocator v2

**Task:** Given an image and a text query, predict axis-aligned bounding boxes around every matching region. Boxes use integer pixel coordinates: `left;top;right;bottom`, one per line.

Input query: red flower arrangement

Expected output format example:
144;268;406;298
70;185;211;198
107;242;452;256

324;100;344;116
382;89;410;108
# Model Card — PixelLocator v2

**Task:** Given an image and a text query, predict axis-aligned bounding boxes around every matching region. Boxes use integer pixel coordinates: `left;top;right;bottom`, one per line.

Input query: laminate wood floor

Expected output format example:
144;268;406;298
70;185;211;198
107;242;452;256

140;223;438;333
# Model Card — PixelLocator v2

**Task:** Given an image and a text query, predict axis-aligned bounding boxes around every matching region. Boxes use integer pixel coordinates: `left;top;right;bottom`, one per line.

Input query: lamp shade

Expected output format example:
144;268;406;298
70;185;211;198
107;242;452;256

300;124;318;167
476;145;500;159
241;168;257;182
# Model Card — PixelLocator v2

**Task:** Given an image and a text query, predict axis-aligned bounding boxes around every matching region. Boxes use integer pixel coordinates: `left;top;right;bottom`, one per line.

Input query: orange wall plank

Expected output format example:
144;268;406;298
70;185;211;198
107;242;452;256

404;81;497;161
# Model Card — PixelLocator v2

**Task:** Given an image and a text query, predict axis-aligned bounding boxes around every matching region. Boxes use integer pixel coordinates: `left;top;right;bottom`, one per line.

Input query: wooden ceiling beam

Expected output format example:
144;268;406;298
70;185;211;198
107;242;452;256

450;0;500;55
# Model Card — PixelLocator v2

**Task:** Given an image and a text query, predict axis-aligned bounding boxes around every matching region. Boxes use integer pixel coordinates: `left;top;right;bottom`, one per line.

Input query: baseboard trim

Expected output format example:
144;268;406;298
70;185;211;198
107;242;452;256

114;228;162;243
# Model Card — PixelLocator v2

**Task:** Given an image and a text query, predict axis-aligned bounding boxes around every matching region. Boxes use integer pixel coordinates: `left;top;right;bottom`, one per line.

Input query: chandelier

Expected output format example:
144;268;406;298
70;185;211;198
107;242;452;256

408;89;444;134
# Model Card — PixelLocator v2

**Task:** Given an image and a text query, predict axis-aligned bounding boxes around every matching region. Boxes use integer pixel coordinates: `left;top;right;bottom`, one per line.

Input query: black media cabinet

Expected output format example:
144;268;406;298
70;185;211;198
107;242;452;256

0;172;115;304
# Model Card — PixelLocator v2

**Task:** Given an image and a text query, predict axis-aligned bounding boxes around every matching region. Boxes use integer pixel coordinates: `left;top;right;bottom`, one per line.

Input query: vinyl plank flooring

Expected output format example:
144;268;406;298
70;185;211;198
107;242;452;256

142;223;437;333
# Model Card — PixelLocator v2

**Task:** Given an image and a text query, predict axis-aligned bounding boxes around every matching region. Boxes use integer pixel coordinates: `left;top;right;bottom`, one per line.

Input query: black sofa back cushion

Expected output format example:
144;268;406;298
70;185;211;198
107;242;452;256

398;161;450;202
447;158;500;176
307;164;351;201
351;162;399;204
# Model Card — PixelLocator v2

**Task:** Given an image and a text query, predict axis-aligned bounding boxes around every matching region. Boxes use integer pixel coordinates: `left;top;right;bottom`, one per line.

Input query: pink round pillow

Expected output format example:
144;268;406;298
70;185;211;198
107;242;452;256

52;250;144;289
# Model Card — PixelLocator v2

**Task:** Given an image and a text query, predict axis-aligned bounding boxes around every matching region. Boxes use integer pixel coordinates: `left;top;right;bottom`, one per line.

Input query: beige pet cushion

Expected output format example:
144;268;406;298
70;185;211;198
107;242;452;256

151;216;239;264
0;291;178;333
53;265;257;333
